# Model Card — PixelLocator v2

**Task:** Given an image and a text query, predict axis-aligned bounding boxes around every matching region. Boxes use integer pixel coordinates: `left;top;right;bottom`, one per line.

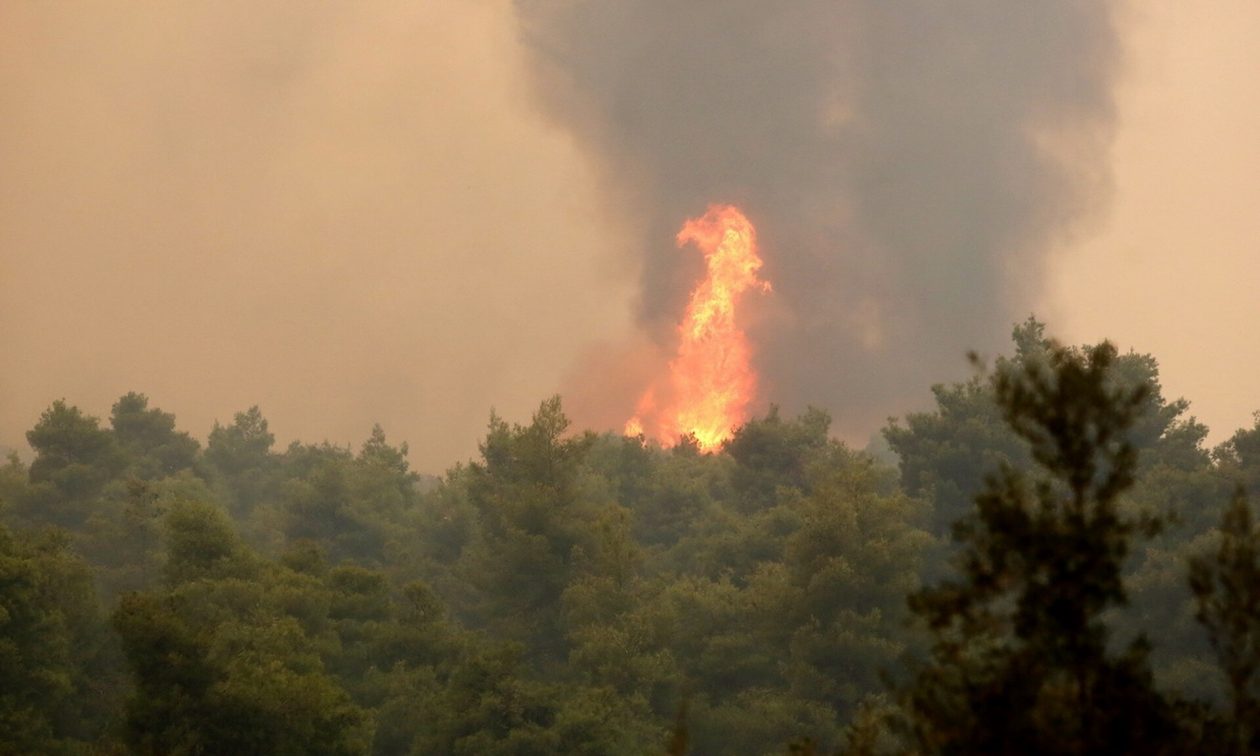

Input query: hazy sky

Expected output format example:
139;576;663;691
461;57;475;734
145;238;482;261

2;1;1257;471
1045;0;1260;445
0;1;637;469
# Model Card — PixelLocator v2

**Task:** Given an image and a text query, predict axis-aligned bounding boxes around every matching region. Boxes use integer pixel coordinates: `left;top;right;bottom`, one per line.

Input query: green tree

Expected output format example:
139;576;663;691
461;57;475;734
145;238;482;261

278;446;387;566
22;400;125;526
205;406;277;516
724;405;833;512
76;476;167;599
113;499;370;754
781;456;933;720
886;318;1208;538
110;392;199;479
582;433;728;552
0;522;123;752
1216;413;1260;499
1189;490;1260;754
270;426;417;567
457;397;597;657
884;321;1042;536
904;340;1181;754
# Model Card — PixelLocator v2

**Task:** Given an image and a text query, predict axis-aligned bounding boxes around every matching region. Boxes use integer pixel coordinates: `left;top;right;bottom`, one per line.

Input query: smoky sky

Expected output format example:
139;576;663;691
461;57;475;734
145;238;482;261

518;1;1122;436
0;2;636;470
5;3;1254;469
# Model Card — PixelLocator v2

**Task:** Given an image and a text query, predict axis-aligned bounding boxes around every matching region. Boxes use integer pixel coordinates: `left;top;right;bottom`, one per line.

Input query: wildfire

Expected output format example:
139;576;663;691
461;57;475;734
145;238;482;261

625;204;770;451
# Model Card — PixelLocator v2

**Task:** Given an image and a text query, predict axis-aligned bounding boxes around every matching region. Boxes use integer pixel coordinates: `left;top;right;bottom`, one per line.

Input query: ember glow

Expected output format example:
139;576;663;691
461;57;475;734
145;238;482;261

625;205;770;450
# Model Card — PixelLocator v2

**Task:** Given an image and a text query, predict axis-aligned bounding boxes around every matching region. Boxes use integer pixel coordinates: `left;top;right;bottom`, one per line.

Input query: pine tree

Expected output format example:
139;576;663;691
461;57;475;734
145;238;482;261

904;341;1182;754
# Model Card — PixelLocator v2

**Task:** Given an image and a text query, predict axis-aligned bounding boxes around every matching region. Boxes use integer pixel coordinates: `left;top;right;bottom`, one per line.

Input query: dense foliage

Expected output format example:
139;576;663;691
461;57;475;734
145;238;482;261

2;321;1259;754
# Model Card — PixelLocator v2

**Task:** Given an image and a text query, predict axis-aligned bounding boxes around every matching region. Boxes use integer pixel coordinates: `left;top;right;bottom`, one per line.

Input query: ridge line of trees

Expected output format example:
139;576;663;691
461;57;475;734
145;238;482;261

1;320;1259;753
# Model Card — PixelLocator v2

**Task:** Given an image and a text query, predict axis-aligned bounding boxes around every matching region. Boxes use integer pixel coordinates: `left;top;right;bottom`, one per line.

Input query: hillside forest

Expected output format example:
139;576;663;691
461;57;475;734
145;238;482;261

3;319;1260;755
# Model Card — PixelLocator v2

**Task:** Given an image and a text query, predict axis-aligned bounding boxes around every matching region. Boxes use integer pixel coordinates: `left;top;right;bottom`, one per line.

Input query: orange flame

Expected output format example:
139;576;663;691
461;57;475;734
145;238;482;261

625;204;770;451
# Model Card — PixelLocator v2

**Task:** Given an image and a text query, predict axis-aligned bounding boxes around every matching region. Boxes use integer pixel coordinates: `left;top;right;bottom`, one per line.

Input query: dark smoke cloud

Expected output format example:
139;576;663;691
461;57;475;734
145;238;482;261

518;1;1121;438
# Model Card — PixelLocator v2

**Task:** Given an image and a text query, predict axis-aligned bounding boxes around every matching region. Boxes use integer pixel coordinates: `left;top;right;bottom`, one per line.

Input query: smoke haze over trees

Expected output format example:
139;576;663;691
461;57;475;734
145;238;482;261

4;4;1260;750
3;3;1259;463
3;321;1260;752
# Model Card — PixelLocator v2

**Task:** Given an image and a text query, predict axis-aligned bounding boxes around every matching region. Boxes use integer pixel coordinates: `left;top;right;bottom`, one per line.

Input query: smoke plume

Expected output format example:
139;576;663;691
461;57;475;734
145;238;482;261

518;1;1122;438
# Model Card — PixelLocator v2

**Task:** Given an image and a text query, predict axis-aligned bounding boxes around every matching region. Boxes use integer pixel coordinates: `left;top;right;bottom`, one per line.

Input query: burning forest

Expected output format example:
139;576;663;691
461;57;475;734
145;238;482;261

625;204;770;450
3;2;1260;754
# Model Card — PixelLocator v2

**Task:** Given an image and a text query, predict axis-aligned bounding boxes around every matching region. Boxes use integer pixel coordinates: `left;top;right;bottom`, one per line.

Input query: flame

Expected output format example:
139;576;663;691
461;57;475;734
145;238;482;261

625;204;770;450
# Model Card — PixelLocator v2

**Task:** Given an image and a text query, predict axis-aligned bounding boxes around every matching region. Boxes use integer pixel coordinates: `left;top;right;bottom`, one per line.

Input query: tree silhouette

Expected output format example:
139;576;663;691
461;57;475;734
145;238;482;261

904;341;1181;754
1189;489;1260;754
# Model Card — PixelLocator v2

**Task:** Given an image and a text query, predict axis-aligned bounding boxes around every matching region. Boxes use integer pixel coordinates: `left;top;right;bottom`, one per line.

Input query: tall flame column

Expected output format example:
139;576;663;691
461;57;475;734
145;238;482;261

626;205;770;450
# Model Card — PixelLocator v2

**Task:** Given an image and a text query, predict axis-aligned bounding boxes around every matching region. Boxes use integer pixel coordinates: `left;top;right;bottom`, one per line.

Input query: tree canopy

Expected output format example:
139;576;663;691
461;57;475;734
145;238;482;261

1;319;1257;753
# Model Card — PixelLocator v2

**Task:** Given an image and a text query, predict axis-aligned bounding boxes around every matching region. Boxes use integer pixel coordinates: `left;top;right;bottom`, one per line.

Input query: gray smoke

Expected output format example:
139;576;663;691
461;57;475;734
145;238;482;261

517;1;1121;437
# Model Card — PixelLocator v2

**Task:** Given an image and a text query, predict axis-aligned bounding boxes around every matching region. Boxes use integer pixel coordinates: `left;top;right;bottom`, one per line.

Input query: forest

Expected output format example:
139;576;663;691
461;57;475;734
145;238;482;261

3;319;1259;755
